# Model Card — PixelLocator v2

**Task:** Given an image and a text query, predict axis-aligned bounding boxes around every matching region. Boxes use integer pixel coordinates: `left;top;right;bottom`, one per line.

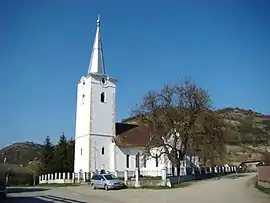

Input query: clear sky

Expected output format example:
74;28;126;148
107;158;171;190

0;0;269;147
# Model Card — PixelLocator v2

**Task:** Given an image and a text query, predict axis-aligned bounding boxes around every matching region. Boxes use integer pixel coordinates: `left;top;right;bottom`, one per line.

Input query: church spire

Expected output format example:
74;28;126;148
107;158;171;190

87;14;105;75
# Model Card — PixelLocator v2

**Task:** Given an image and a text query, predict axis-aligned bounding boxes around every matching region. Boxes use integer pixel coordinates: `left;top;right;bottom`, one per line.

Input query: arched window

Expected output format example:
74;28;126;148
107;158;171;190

101;147;104;155
126;154;130;168
100;92;105;103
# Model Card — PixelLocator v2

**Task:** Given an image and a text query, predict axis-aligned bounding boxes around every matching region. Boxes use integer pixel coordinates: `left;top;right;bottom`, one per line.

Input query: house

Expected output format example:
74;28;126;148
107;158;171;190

73;16;199;177
239;160;263;172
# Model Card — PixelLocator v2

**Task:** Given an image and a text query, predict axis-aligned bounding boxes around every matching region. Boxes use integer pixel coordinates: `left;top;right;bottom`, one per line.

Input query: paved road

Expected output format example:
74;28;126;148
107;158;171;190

1;173;269;203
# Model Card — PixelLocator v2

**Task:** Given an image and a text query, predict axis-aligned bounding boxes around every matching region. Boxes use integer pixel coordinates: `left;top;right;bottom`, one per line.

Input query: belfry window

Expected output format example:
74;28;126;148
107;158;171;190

82;94;85;105
100;92;105;103
101;147;105;155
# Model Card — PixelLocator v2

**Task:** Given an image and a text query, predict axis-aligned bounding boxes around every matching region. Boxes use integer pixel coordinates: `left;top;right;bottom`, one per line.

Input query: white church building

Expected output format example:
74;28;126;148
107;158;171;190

73;16;199;177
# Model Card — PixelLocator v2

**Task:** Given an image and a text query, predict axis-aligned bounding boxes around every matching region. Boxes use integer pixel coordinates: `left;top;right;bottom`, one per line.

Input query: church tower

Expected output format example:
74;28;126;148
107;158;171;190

74;15;117;174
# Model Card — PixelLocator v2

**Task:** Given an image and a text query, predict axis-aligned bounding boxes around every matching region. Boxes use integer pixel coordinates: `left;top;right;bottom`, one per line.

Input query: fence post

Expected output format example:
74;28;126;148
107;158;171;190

83;172;86;182
114;171;118;177
67;172;70;180
135;168;140;188
77;173;80;183
124;170;128;185
72;173;75;183
63;172;66;180
162;167;167;186
38;176;41;184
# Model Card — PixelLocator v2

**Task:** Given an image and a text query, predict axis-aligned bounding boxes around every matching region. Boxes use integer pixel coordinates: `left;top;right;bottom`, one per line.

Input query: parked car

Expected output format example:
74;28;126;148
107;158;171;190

0;180;7;199
91;174;124;190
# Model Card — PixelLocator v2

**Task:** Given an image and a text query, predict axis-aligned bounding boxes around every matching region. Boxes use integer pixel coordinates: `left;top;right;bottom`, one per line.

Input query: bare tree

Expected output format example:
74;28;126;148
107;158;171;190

132;78;227;176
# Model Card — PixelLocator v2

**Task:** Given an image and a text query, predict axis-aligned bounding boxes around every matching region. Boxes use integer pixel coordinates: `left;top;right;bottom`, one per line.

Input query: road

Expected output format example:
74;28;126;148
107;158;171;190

1;173;269;203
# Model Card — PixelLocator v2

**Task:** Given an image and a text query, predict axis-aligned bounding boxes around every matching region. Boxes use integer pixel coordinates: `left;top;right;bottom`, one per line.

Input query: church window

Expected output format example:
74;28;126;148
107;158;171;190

126;154;130;168
155;154;159;167
101;147;104;155
100;92;105;103
80;148;83;155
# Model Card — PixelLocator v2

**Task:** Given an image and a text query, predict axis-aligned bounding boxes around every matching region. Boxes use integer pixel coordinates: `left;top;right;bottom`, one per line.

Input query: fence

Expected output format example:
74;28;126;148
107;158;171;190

39;165;238;188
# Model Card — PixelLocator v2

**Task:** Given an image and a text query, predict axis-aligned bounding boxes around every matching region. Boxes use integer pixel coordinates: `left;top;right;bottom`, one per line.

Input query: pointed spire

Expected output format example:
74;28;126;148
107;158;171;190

87;14;105;75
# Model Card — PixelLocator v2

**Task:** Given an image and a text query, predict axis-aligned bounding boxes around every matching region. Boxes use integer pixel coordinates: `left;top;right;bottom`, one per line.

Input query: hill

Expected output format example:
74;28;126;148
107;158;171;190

123;107;270;163
1;107;269;165
0;142;43;166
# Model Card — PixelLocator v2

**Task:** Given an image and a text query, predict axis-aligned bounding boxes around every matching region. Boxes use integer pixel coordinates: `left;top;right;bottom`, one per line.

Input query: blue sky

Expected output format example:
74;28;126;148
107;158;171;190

0;0;269;147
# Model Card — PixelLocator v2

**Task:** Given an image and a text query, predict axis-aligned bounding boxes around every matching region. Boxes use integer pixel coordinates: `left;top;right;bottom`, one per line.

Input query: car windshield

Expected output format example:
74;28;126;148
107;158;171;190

103;174;117;180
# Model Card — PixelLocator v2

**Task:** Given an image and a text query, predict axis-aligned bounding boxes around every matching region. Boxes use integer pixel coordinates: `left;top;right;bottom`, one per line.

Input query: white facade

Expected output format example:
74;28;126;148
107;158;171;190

74;16;199;176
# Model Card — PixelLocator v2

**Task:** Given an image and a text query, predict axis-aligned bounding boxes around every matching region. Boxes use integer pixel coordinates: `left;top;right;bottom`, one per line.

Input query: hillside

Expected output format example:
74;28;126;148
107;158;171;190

123;107;270;163
0;142;43;165
1;107;269;165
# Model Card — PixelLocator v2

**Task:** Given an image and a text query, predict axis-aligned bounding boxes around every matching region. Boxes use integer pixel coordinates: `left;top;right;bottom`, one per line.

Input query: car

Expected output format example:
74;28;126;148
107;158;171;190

91;173;124;190
0;180;7;199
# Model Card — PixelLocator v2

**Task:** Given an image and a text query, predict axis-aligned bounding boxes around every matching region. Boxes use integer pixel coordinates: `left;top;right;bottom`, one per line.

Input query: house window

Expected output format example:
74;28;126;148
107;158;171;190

135;153;139;168
155;154;158;167
100;92;105;103
126;154;130;168
80;148;83;155
101;147;104;155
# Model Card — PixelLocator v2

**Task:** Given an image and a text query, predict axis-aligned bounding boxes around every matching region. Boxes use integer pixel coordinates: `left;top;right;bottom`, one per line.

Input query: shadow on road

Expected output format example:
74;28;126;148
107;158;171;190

222;174;249;179
1;196;53;203
2;195;87;203
41;195;87;203
7;187;49;194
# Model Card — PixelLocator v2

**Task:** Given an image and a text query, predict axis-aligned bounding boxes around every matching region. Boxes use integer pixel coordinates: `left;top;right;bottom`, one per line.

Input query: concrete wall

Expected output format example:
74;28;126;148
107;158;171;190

257;166;270;182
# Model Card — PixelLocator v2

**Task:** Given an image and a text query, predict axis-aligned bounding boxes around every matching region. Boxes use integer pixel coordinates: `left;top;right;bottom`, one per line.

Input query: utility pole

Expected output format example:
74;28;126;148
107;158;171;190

32;157;37;186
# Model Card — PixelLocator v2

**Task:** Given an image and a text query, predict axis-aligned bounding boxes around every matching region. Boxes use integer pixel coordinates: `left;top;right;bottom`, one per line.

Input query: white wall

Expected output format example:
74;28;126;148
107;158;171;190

74;74;117;173
90;75;116;136
74;135;90;173
115;147;167;173
91;135;115;172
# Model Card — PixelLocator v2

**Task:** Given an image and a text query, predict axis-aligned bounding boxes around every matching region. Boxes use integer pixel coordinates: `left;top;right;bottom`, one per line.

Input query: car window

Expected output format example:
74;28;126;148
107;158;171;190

103;174;116;180
91;175;99;180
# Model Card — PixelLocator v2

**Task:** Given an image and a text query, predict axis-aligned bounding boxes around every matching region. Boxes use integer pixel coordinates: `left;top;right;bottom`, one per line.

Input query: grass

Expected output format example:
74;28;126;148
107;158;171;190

255;181;270;195
128;182;192;190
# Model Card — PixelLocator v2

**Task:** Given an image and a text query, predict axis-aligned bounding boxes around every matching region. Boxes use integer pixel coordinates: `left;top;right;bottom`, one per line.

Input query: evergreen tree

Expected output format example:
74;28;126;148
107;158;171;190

38;136;55;174
66;137;75;172
54;133;69;172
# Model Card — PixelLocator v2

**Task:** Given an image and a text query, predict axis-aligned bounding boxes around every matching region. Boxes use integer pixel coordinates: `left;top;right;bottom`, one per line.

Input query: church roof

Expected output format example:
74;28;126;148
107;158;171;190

115;123;151;147
87;14;105;75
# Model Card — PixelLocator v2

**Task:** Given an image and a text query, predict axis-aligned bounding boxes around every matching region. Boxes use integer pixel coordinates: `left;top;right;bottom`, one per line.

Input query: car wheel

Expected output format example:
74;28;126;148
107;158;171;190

104;184;108;191
91;183;96;190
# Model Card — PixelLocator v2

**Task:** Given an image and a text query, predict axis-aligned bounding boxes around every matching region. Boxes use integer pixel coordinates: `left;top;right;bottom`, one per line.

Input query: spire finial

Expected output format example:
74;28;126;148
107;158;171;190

97;13;100;26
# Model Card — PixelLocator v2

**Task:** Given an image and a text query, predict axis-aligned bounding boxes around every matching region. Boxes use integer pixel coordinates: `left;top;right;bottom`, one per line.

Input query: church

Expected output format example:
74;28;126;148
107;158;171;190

73;16;199;176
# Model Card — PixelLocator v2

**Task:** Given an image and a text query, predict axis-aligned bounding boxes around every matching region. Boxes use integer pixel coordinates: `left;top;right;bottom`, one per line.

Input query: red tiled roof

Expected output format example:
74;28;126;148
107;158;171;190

115;123;151;147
